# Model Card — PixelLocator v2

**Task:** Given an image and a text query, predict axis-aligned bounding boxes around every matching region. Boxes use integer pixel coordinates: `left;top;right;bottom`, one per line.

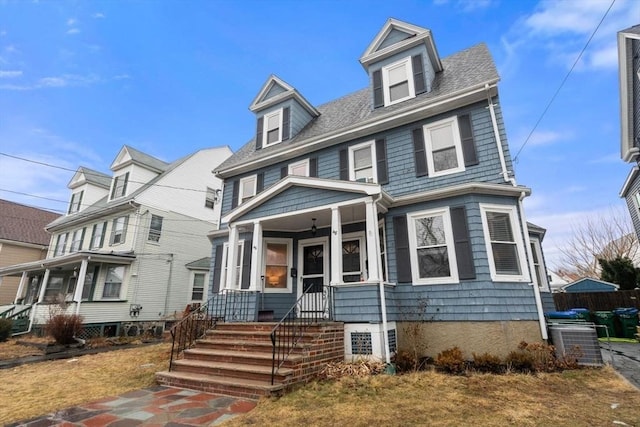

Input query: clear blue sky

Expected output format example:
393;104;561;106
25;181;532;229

1;0;638;267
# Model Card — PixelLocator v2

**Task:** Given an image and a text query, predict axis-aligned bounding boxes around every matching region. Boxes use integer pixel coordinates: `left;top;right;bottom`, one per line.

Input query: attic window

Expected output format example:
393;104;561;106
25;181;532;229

264;110;282;146
383;57;415;106
68;190;84;214
111;172;129;199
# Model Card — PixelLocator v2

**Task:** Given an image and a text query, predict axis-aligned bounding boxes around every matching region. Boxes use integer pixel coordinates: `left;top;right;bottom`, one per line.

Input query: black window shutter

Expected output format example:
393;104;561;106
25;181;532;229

79;227;86;251
372;69;383;108
280;166;288;179
412;128;428;177
212;244;223;293
256;117;264;150
282;107;290;141
122;172;129;195
231;180;239;208
241;237;253;290
256;172;264;193
412;55;426;94
458;114;478;166
393;215;412;283
376;138;389;185
99;222;106;247
309;157;318;177
339;149;349;180
451;206;475;280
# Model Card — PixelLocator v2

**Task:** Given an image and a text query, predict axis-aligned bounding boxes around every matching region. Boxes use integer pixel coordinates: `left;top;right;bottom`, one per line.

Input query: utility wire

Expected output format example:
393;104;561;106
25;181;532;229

512;0;616;163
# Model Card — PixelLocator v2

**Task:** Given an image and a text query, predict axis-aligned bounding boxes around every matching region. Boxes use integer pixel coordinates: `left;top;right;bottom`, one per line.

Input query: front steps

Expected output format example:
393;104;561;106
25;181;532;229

156;321;344;400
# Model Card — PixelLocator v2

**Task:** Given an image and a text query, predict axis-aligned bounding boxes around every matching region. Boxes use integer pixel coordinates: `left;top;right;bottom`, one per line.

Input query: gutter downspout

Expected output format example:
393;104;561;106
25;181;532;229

373;192;391;365
485;84;516;186
163;254;174;317
519;191;548;340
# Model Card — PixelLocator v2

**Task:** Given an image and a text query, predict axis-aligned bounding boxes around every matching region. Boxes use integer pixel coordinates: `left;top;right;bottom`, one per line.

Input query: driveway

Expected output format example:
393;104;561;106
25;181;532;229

601;342;640;390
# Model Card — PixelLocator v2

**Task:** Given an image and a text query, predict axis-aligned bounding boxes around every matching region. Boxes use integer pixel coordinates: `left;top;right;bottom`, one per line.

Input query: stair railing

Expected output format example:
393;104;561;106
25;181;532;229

270;283;333;384
8;305;32;335
169;289;257;370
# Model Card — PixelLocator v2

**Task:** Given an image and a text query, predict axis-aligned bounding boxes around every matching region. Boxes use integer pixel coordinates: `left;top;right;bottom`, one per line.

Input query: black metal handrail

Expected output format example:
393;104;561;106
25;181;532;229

169;289;257;370
270;284;334;384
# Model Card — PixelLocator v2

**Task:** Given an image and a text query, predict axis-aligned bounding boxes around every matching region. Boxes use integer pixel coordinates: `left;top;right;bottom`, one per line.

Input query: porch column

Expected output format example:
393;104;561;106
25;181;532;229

73;259;89;314
37;269;51;303
14;271;28;304
226;224;239;290
365;199;381;281
249;221;263;291
330;207;343;286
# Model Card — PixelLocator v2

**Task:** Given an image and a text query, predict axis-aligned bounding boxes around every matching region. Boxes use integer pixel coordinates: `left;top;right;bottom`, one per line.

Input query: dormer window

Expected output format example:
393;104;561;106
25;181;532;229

111;172;129;199
256;107;290;149
373;54;426;108
68;190;84;214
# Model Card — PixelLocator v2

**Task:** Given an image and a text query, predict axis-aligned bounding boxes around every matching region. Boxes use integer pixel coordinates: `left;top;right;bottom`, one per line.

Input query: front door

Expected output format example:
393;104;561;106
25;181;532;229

297;238;328;318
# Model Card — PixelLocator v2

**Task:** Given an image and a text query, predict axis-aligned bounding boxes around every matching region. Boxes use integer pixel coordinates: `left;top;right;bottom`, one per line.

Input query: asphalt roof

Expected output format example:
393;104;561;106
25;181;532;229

0;199;60;246
216;42;498;174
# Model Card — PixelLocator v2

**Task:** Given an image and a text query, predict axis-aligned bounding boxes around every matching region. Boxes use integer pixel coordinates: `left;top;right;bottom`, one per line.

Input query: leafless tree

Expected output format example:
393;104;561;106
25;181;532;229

556;206;638;278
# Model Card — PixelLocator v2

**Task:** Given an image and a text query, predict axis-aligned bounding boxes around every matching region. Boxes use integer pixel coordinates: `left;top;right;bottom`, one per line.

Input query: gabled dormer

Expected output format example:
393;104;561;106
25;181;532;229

109;145;169;201
360;18;443;109
67;167;111;214
249;75;320;151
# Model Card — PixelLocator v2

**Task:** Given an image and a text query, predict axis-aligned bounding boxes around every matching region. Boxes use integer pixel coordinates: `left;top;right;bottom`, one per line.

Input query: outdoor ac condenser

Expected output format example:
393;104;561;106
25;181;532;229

548;324;603;366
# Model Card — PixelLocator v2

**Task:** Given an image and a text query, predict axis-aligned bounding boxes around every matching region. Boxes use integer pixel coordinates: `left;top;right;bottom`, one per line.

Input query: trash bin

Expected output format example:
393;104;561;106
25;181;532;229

545;310;580;320
614;308;639;339
570;308;591;322
593;311;615;338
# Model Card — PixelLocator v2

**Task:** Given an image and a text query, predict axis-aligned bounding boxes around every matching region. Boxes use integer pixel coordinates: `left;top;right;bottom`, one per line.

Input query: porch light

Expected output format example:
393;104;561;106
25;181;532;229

311;218;317;236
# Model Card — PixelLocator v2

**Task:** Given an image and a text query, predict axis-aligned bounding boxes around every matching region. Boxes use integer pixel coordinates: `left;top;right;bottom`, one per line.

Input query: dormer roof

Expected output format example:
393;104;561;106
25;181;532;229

359;18;442;72
249;75;319;117
68;167;111;190
110;145;169;173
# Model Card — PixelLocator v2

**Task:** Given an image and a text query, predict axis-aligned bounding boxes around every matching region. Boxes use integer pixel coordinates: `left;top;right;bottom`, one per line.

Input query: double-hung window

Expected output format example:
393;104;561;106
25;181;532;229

54;233;68;257
111;172;129;199
102;265;125;299
342;234;365;282
349;141;376;183
530;238;548;290
69;228;84;253
407;208;458;285
480;204;528;282
288;159;309;177
68;190;83;214
263;238;292;292
110;216;128;245
264;109;282;146
205;187;217;209
191;273;206;301
239;176;257;205
423;117;465;177
220;241;244;289
382;57;414;106
90;222;107;249
148;215;163;243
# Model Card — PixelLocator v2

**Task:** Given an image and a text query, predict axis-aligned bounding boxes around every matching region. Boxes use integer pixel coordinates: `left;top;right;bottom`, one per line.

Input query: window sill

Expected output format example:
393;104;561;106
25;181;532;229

411;278;459;286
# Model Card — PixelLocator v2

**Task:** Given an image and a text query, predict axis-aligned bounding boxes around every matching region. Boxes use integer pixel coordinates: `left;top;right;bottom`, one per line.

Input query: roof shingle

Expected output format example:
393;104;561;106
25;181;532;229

0;199;60;246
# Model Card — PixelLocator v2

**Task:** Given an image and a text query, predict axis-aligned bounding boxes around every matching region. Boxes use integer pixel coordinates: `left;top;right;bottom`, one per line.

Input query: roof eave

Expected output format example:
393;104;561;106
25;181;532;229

618;30;640;163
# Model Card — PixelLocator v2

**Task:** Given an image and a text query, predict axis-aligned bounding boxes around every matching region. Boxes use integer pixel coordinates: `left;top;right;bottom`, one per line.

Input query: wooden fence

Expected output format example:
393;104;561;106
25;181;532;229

553;289;640;312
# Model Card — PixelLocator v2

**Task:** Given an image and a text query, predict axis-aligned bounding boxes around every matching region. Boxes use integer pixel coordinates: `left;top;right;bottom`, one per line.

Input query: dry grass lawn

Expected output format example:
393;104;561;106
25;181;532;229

0;342;170;424
226;367;640;427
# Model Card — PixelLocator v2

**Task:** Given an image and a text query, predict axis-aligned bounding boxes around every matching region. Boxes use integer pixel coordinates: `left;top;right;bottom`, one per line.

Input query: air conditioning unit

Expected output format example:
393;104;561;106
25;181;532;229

548;324;603;366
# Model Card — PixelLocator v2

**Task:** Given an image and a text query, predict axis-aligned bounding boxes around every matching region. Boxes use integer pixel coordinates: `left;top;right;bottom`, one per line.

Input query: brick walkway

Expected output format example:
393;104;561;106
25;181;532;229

7;386;257;426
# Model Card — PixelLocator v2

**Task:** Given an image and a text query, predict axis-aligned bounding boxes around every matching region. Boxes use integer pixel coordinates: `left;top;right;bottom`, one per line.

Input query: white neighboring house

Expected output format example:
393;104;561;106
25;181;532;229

548;270;569;293
0;145;232;337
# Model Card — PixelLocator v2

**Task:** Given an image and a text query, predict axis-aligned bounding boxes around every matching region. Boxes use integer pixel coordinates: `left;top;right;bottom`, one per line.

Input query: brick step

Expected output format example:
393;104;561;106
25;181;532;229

205;329;320;344
183;348;303;368
155;370;285;400
170;359;293;383
195;338;308;353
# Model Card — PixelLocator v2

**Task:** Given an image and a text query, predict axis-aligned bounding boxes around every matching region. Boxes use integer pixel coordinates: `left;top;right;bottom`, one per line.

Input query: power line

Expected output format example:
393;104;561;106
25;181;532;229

512;0;616;163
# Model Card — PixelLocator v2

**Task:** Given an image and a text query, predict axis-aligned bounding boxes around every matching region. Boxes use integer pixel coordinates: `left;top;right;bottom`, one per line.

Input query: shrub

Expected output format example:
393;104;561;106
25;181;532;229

393;350;431;373
472;352;504;374
0;318;12;342
45;314;84;345
434;346;466;374
505;350;535;373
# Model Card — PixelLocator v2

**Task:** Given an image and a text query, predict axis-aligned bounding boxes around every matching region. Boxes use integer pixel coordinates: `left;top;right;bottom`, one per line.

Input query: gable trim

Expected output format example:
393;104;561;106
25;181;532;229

619;165;639;197
392;182;531;207
249;75;320;117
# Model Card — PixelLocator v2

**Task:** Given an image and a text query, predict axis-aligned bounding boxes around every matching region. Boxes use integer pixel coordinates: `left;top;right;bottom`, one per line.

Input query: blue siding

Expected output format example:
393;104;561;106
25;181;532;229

564;279;618;293
378;28;411;50
540;291;556;312
264;83;287;100
238;187;362;222
334;285;382;322
290;100;313;138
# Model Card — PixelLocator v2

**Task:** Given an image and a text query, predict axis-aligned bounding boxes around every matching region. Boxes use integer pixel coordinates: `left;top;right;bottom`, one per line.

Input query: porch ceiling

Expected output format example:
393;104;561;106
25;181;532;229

255;203;367;232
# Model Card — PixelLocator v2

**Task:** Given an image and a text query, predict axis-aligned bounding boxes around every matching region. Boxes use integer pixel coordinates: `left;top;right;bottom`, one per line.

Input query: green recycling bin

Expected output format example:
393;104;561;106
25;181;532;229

615;308;639;339
593;311;615;338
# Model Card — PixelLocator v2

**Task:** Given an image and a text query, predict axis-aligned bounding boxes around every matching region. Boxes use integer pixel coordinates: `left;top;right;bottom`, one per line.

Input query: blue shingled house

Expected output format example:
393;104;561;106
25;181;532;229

158;18;550;398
